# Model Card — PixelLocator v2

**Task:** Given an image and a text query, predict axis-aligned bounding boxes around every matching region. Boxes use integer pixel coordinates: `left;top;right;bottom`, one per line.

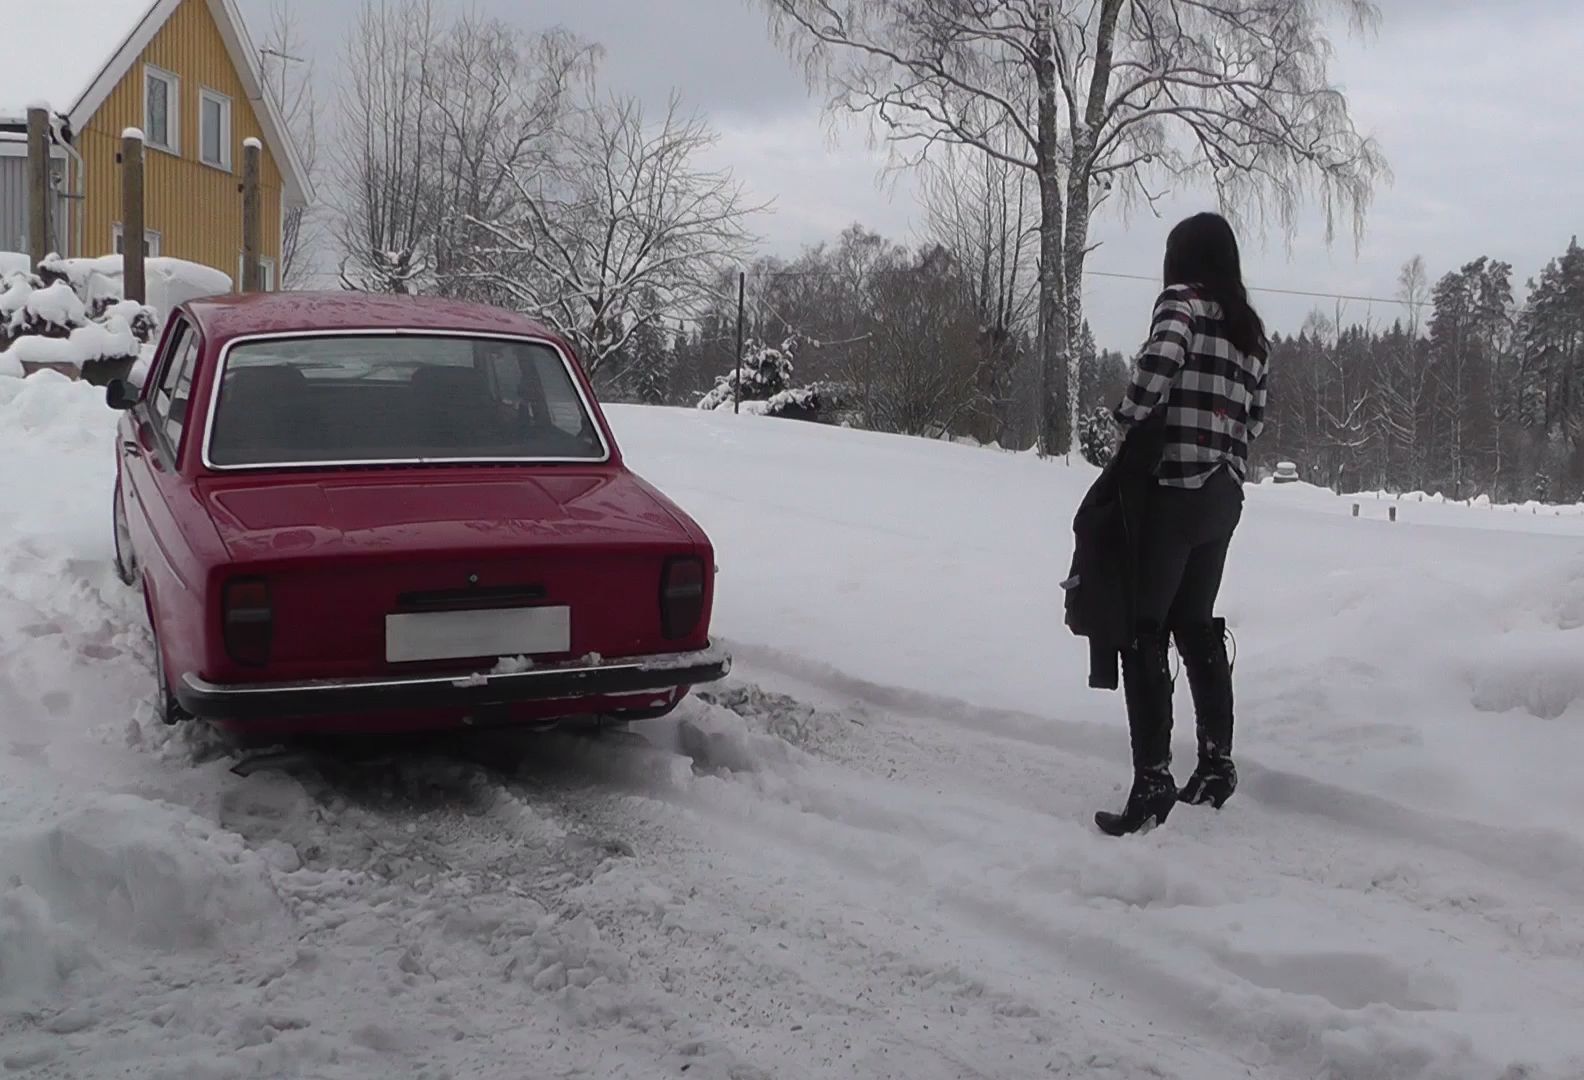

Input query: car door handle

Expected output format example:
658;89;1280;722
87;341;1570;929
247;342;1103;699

121;439;142;458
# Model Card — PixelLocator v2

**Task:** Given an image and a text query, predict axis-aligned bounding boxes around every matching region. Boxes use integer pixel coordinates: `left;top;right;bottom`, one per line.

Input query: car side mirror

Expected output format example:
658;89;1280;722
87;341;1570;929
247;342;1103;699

106;378;138;411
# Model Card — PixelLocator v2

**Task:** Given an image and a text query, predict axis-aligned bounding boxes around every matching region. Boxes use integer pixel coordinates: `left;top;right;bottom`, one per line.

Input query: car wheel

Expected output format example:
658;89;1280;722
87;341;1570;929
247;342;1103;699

113;480;137;586
145;592;190;726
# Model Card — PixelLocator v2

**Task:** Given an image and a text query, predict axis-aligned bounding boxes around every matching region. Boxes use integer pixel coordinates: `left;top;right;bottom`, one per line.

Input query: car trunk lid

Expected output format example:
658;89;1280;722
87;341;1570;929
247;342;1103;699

197;469;706;680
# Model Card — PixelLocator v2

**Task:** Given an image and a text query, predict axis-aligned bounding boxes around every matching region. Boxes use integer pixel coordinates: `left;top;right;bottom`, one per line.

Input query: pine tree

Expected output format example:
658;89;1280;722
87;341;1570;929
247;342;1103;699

625;313;673;405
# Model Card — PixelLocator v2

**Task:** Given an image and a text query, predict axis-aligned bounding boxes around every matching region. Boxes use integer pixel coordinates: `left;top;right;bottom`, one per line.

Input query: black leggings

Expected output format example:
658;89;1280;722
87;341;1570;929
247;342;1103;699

1135;467;1244;632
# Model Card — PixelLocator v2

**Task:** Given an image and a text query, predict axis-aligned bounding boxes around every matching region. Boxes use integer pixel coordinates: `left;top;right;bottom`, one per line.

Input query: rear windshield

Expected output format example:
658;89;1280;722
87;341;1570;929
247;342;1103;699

205;335;606;467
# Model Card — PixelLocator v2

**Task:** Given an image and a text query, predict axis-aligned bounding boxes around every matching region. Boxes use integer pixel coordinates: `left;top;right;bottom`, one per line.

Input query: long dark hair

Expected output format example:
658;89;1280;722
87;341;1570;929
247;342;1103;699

1163;212;1268;361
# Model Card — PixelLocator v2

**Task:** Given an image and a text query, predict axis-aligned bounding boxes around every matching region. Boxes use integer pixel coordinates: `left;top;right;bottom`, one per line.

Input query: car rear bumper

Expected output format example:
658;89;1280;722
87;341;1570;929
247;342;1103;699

176;642;731;722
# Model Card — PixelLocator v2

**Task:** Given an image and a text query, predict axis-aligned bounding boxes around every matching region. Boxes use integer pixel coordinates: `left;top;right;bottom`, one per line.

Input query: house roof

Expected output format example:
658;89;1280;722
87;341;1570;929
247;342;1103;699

0;0;313;208
184;293;562;346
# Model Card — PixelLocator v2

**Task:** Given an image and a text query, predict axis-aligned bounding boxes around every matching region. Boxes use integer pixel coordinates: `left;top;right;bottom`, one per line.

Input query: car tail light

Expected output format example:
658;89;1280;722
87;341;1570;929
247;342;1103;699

661;557;706;640
223;578;273;666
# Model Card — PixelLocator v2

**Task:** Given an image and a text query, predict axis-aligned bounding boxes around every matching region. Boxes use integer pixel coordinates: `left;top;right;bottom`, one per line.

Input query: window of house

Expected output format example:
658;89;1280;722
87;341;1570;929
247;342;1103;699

238;254;277;292
112;224;162;258
199;89;231;169
144;65;180;154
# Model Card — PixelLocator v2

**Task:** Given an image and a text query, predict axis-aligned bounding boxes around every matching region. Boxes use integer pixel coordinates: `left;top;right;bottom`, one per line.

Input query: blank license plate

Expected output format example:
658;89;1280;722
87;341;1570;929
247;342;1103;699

385;607;571;664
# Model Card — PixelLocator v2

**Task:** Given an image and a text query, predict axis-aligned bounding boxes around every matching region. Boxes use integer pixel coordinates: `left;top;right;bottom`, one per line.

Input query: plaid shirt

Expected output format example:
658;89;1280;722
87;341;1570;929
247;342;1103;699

1114;284;1268;488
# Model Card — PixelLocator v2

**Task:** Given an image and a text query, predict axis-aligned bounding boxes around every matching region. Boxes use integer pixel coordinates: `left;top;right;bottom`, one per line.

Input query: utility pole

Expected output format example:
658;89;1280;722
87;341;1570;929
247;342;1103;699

241;138;263;292
26;106;51;267
121;129;146;303
734;270;745;415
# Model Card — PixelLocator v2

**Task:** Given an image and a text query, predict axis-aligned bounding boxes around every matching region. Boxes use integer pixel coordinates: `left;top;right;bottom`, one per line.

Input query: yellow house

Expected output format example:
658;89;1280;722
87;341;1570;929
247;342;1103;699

0;0;311;288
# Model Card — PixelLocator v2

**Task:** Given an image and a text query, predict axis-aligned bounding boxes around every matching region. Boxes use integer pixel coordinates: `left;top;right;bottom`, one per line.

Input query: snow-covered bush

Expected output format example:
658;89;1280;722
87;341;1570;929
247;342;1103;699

1078;406;1118;467
0;254;159;376
697;337;827;420
698;337;795;411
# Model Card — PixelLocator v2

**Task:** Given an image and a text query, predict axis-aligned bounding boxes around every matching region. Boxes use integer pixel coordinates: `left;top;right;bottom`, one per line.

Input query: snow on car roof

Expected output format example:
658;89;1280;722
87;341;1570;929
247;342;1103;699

183;291;560;344
0;0;161;123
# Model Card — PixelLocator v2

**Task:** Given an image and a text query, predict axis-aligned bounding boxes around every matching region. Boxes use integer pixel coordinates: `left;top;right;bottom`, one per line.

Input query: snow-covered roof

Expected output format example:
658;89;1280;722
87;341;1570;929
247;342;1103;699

0;0;161;124
0;0;312;207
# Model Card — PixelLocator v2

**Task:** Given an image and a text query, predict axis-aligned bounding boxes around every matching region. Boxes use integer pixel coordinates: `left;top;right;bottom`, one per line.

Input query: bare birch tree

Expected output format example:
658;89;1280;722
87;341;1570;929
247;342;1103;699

1398;254;1429;341
424;19;599;302
333;0;442;294
260;0;319;287
763;0;1387;451
467;93;761;378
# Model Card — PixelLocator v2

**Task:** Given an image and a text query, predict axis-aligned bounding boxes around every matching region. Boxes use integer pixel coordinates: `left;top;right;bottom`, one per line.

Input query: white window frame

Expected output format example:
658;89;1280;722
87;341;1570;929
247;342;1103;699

113;223;162;258
143;64;181;155
198;87;232;170
238;253;277;292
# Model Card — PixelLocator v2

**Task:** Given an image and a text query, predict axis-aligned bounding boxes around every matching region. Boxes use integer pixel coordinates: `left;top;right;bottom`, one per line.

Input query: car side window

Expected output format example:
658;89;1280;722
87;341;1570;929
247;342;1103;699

535;352;585;437
151;324;201;451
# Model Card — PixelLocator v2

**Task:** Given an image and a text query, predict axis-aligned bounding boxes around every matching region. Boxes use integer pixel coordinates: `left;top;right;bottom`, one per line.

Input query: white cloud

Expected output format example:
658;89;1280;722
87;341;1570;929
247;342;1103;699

698;111;919;254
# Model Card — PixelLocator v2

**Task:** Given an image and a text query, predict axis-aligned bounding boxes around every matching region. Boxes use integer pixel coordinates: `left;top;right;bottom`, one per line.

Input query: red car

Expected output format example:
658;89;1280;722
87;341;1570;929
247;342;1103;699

107;292;729;739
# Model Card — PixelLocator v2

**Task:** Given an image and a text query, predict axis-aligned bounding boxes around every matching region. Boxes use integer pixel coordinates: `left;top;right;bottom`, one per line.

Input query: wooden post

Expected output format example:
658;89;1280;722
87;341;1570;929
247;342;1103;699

26;106;51;266
1352;503;1359;518
241;138;262;292
1389;507;1397;523
121;129;146;304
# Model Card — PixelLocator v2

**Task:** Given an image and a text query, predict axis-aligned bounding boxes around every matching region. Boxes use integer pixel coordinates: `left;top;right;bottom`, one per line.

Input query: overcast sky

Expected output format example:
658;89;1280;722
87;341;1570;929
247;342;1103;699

244;0;1584;350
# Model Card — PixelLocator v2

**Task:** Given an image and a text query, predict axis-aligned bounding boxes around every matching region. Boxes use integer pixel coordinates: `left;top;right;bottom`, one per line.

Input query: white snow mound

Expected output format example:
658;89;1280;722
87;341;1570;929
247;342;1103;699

0;794;287;952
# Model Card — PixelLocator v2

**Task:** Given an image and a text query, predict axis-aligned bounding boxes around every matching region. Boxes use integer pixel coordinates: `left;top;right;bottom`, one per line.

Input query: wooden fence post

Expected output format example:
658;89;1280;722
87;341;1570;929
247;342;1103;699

121;129;146;304
27;106;51;267
241;138;262;292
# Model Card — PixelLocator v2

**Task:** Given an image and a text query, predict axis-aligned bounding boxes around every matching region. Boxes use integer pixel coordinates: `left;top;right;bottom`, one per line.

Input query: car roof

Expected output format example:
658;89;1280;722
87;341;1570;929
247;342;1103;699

182;292;563;346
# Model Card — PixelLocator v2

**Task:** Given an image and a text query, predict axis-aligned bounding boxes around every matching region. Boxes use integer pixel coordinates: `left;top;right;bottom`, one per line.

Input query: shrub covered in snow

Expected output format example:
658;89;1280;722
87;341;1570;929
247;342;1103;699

0;254;159;375
697;337;827;420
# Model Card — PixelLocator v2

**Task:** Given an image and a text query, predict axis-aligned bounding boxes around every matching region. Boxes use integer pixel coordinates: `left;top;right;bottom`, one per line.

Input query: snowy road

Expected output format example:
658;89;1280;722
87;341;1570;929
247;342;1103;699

2;377;1581;1079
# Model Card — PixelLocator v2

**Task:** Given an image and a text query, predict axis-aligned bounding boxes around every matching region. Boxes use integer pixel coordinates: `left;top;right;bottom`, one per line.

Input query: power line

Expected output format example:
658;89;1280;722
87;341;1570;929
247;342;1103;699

741;264;1427;308
1084;269;1429;309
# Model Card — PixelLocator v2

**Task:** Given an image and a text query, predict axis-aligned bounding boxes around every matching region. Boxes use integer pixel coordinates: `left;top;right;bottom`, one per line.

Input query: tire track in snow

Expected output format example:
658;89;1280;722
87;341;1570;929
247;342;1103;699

726;640;1584;898
670;675;1576;1080
755;667;1584;974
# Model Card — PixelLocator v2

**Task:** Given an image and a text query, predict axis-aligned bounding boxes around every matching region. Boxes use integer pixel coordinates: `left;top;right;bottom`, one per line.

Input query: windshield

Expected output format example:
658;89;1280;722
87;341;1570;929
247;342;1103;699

205;335;607;467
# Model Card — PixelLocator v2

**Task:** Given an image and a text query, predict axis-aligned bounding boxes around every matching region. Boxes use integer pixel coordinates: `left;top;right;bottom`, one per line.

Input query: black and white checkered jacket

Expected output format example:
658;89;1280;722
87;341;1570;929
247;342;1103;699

1114;284;1268;488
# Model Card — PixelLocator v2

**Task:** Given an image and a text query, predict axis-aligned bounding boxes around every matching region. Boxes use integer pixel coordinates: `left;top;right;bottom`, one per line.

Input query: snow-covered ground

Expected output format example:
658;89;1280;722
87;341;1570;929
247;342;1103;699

2;374;1581;1079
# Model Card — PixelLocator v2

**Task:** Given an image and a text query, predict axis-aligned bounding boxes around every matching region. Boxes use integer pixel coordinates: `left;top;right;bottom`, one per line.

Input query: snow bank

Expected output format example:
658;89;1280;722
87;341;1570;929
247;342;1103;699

1349;487;1584;516
0;885;90;1004
5;313;142;368
0;251;228;380
39;253;233;316
1;254;165;376
0;795;287;952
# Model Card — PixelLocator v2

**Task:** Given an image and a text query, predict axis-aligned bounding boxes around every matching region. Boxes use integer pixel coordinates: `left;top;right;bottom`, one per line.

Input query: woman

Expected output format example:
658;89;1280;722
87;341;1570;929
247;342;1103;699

1095;212;1269;837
